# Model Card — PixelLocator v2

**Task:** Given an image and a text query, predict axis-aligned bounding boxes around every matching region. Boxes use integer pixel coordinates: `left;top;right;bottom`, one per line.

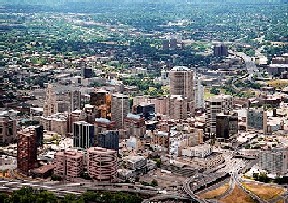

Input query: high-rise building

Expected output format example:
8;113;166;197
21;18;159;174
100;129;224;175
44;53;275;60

90;90;112;119
54;151;83;180
111;94;130;129
17;128;38;175
97;130;119;154
247;108;267;133
194;75;204;109
87;147;117;181
124;114;146;139
216;113;238;140
259;147;288;175
0;116;16;146
73;121;95;149
169;66;195;117
205;95;233;135
213;43;228;57
68;90;82;112
43;84;58;117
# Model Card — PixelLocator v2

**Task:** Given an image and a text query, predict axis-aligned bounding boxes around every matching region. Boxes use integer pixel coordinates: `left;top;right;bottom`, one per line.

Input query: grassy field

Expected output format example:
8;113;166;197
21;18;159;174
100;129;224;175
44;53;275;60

199;183;229;199
267;79;288;90
204;88;216;99
219;186;255;203
242;182;285;200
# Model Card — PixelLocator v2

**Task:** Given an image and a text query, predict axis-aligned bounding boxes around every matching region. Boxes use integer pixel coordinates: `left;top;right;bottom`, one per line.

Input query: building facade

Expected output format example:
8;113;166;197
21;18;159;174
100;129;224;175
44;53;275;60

205;95;233;135
169;66;195;117
87;147;117;181
259;147;288;175
111;94;130;129
124;114;146;139
54;151;83;180
216;113;238;140
17;128;38;175
247;108;267;133
0;116;16;146
73;121;95;149
97;130;119;154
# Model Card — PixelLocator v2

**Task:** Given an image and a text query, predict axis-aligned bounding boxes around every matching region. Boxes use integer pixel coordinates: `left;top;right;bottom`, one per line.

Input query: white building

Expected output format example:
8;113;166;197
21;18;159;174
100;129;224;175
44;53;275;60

259;147;288;175
123;155;147;170
182;143;212;158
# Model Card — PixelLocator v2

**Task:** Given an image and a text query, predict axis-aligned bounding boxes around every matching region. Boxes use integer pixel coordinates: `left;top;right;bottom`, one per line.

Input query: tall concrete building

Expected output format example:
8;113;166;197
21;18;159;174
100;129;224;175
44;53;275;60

17;128;38;175
43;84;58;117
111;94;130;129
0;116;16;146
169;66;195;117
68;90;82;112
259;147;288;175
87;147;117;181
54;151;83;180
205;95;233;135
73;121;95;149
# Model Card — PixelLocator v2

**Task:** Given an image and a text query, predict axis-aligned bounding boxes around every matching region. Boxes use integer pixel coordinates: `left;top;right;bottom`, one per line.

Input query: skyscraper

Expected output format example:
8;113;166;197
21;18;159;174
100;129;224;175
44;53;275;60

17;128;38;175
169;66;195;117
111;94;130;129
43;84;58;117
205;95;233;135
73;121;95;149
97;130;120;154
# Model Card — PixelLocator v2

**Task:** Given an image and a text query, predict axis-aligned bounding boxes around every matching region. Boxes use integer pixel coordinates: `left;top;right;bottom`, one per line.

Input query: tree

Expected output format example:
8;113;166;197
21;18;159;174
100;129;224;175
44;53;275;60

151;179;158;187
51;174;62;181
210;87;219;95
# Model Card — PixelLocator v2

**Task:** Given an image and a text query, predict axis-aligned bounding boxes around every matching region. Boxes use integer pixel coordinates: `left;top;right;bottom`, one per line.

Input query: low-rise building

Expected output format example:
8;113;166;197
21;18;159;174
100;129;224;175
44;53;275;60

87;147;117;181
54;151;83;180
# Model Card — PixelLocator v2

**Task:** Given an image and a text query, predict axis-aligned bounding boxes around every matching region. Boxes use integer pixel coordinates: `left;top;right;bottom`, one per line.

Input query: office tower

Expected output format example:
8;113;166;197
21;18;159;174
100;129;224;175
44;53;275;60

213;43;228;57
111;94;130;129
17;128;38;175
135;103;155;120
43;84;58;117
68;90;82;112
87;147;117;181
259;147;288;175
0;116;16;146
194;75;204;109
247;108;267;133
205;95;233;135
97;130;119;154
216;113;238;140
124;114;146;139
54;151;83;180
169;66;195;117
31;126;43;148
73;121;95;149
90;90;111;119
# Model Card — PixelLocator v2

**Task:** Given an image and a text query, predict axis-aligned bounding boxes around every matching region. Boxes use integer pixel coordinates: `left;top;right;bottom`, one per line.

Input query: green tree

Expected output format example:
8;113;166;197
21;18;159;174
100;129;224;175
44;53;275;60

151;179;158;187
